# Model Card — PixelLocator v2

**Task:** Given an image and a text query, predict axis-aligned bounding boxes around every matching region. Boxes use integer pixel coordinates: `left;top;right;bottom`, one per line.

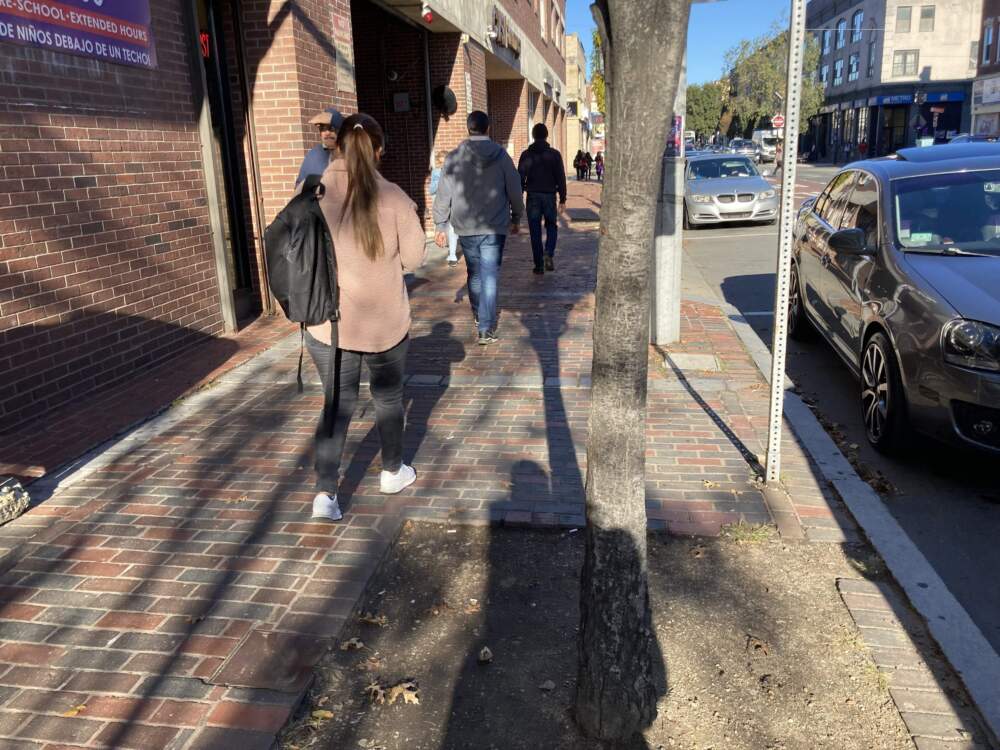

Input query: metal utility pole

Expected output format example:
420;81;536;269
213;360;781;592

650;53;686;345
765;0;808;484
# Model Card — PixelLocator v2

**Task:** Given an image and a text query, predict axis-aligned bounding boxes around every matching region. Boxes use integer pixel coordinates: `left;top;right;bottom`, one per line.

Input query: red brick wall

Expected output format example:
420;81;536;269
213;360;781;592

500;0;567;83
0;1;223;431
488;79;529;159
352;0;433;223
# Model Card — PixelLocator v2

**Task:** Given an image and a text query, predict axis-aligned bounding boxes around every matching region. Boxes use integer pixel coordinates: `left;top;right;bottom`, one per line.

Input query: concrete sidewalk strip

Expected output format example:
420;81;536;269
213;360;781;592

838;578;991;748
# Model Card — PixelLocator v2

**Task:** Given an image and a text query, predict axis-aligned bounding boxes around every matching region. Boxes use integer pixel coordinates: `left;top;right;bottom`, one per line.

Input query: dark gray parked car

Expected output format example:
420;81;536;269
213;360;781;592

790;144;1000;454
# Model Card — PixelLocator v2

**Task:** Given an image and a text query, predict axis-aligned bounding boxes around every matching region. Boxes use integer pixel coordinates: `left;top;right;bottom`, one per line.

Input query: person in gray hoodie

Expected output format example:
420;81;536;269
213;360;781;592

432;111;524;345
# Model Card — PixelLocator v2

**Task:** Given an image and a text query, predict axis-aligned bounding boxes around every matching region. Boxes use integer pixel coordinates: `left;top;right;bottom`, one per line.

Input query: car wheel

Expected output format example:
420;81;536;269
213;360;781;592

861;332;907;454
683;207;691;230
787;261;813;341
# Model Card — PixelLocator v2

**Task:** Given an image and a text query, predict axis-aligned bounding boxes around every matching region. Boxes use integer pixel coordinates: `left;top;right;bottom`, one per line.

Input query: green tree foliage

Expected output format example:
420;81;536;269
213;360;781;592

590;28;606;113
724;23;822;133
686;81;726;139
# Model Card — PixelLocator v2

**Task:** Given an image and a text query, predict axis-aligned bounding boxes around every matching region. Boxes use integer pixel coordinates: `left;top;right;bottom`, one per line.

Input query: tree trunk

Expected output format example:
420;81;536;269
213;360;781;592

575;0;691;742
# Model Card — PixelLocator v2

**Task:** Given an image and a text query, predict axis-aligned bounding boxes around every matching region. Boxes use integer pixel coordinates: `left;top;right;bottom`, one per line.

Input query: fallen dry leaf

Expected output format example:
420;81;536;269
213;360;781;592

746;634;771;656
359;612;389;628
702;480;720;489
221;494;249;504
357;655;384;672
311;709;334;721
340;637;364;651
61;704;87;717
478;646;493;664
387;679;420;705
691;544;707;559
365;680;386;705
366;679;420;706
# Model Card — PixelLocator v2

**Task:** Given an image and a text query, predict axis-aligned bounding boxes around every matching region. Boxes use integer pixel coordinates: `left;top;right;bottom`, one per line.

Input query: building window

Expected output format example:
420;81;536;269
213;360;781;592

833;58;844;85
820;64;830;86
848;53;860;81
971;41;979;70
867;42;877;78
836;18;847;49
822;28;832;54
919;6;935;32
858;106;869;144
985;24;994;64
897;6;911;33
568;102;578;117
892;49;919;76
539;0;546;40
851;11;864;43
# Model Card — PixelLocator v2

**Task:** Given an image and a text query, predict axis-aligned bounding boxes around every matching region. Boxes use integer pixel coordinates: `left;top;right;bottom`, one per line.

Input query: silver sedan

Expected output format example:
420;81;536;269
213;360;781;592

683;155;779;228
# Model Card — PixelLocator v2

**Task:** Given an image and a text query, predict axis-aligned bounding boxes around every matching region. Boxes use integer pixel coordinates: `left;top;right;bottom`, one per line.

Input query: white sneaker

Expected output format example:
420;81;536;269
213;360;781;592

311;493;343;522
380;464;416;494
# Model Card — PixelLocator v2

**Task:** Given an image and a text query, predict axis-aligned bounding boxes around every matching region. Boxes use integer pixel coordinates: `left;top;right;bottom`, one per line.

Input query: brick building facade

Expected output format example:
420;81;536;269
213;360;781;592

0;0;566;437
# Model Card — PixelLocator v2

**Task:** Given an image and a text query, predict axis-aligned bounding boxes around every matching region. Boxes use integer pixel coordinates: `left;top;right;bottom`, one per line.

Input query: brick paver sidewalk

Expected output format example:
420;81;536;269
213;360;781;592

0;180;851;748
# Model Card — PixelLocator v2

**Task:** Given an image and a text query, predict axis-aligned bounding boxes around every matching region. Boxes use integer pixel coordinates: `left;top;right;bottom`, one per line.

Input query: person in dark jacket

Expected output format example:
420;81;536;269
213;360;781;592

295;107;345;187
584;151;594;180
517;123;567;274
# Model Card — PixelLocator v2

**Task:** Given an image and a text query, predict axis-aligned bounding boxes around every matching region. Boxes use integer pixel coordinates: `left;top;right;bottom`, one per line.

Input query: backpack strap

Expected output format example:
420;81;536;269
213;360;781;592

296;323;305;394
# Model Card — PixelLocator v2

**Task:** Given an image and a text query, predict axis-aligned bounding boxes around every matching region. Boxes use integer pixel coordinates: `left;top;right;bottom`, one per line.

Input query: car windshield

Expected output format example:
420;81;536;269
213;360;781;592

893;169;1000;256
763;137;780;147
688;158;758;179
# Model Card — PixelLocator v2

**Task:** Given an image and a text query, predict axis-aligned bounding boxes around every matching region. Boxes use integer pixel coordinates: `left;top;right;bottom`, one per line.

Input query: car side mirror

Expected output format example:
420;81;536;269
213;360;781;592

829;227;873;255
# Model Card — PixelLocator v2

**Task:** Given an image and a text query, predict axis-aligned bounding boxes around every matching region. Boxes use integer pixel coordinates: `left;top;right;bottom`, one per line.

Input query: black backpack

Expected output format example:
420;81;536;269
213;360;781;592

264;174;339;327
264;175;341;395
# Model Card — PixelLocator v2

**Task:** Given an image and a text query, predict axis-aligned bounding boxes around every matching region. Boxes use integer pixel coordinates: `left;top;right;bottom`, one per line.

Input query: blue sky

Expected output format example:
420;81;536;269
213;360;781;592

565;0;788;85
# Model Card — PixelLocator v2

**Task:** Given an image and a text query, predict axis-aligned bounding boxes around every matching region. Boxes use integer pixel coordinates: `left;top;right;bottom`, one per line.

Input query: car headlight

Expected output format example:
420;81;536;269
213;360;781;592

943;319;1000;372
759;190;776;199
691;194;712;203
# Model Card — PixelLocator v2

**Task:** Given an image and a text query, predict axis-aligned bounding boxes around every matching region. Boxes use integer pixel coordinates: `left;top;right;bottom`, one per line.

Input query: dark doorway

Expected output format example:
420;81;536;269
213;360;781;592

196;0;256;321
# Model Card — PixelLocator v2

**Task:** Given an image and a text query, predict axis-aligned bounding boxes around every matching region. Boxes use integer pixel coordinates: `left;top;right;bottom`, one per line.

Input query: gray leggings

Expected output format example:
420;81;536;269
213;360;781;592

305;332;408;494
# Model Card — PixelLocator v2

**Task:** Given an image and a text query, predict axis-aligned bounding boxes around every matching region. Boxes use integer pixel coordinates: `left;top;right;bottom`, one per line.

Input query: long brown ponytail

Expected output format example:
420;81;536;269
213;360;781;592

337;113;385;261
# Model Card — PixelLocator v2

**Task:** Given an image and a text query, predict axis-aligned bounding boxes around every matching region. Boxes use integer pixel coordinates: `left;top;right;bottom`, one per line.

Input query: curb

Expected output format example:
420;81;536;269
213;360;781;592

720;295;1000;745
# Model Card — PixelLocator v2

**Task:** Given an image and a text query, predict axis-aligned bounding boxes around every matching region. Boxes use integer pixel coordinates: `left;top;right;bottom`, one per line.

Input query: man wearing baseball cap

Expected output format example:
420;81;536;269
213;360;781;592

295;106;345;186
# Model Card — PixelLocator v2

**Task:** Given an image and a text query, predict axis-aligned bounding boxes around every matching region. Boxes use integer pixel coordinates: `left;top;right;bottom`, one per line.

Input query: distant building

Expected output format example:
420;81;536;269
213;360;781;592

807;0;983;159
972;0;1000;134
590;92;605;156
564;33;592;169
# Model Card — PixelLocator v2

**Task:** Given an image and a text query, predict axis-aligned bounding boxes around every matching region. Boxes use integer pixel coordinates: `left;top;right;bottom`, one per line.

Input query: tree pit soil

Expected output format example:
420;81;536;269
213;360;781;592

281;522;919;750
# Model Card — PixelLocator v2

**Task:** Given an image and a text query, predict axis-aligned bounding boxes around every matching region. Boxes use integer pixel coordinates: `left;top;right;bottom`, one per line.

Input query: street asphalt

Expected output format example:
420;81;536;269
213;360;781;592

682;163;1000;655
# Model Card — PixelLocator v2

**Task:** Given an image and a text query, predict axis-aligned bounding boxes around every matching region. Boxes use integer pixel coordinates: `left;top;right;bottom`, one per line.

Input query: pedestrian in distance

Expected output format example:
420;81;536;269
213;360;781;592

518;123;567;274
773;141;783;180
306;113;427;522
429;152;460;268
585;151;594;180
574;149;586;181
296;107;345;187
432;110;524;347
594;151;604;182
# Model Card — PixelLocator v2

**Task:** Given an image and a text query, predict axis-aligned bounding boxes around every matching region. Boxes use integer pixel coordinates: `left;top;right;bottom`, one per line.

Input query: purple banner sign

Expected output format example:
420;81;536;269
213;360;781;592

0;0;156;69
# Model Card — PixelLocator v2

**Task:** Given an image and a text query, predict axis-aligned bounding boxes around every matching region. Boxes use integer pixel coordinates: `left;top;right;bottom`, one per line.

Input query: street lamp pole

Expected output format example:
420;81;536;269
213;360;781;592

765;0;808;484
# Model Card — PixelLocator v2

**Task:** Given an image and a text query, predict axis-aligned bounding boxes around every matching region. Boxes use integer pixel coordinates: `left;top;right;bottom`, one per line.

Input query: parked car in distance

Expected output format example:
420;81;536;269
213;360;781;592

727;138;762;163
948;133;999;144
683;154;778;228
789;144;1000;455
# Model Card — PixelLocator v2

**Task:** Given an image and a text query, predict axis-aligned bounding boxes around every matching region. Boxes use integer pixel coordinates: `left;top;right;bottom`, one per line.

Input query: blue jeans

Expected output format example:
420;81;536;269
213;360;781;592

526;192;558;269
459;234;505;333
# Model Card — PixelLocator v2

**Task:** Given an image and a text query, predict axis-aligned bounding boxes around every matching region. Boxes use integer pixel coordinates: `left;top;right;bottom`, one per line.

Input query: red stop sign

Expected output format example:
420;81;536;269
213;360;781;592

772;115;785;128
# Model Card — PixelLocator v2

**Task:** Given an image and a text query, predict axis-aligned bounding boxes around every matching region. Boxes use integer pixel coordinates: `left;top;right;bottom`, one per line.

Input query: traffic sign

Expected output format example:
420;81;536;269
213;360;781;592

772;114;785;128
